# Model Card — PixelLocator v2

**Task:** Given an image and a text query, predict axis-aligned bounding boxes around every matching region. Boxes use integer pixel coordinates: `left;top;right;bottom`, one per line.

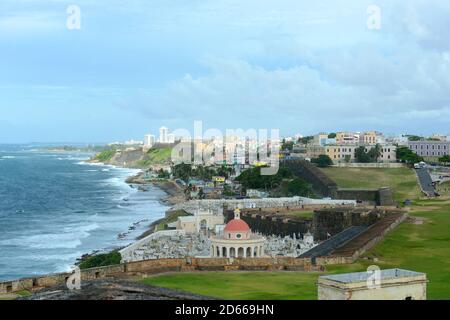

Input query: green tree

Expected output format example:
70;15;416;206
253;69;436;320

157;169;170;179
355;146;371;163
79;251;121;269
281;140;294;151
216;165;233;179
396;146;424;164
172;163;192;182
287;178;311;196
438;155;450;163
328;133;337;139
300;136;314;145
408;135;423;141
312;155;333;167
367;144;382;162
235;166;292;190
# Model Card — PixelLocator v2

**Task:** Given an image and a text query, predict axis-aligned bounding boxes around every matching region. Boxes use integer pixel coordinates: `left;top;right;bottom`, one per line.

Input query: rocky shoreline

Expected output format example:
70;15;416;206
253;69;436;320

76;159;186;266
19;279;213;300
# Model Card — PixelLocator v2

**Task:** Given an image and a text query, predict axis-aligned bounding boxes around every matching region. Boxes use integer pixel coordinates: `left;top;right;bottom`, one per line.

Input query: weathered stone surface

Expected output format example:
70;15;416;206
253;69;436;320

19;279;214;300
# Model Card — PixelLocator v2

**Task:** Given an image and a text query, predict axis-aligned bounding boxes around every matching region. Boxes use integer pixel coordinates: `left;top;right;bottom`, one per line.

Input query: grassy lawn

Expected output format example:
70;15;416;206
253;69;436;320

137;147;172;167
288;211;314;219
437;181;450;197
0;289;31;300
142;271;321;300
142;199;450;300
320;167;422;202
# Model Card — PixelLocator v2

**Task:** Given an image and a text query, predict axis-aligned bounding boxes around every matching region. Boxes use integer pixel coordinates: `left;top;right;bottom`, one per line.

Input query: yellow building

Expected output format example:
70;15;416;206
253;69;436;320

325;145;356;162
325;144;396;163
361;131;377;145
336;132;359;144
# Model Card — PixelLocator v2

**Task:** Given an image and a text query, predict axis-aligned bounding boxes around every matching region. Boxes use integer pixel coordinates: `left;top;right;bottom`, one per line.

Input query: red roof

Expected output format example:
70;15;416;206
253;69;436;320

224;219;250;232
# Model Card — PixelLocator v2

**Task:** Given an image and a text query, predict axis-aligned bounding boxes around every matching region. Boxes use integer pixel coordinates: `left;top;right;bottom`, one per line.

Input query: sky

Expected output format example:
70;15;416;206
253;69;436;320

0;0;450;143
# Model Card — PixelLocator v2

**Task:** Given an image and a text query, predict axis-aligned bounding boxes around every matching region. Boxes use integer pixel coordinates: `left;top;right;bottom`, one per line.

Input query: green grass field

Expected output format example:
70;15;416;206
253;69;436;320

137;147;172;167
142;199;450;300
142;272;320;300
437;181;450;197
320;167;422;202
289;211;314;219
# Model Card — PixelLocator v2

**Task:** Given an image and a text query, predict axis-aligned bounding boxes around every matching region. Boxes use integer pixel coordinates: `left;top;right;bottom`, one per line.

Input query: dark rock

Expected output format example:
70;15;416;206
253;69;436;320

19;279;214;300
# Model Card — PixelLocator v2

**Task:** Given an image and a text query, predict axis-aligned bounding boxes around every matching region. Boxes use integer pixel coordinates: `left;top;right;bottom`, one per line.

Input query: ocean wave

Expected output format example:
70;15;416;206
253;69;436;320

76;161;105;166
13;252;82;262
0;223;99;249
1;156;15;159
67;156;90;161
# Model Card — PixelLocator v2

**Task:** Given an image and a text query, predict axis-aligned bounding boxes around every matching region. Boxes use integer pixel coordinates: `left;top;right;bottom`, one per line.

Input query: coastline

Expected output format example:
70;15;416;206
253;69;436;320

124;173;186;240
85;157;186;241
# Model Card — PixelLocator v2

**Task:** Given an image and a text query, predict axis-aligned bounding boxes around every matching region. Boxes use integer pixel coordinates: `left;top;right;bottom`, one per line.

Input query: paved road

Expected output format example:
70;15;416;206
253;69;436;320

415;168;436;197
300;226;368;259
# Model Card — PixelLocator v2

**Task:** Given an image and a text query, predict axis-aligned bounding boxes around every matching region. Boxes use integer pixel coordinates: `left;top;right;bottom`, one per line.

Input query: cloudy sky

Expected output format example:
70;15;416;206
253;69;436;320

1;0;449;143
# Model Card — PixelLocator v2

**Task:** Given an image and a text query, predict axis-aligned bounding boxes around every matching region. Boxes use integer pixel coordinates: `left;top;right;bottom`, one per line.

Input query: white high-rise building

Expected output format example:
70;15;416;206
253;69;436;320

159;126;169;143
167;133;175;144
144;134;156;148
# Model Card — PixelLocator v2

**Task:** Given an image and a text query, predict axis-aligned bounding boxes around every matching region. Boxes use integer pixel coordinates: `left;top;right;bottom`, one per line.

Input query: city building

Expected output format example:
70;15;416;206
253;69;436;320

360;131;378;145
305;145;326;159
246;189;269;199
159;126;169;143
313;133;329;146
144;134;156;148
176;209;224;234
336;132;359;144
210;208;266;258
408;140;450;157
123;139;143;145
167;133;175;144
388;134;409;146
429;134;448;142
318;269;427;300
325;144;396;163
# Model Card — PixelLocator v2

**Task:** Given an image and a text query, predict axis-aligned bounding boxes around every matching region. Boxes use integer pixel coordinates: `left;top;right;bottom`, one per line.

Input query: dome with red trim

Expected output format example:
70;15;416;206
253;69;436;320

224;219;250;233
222;209;251;240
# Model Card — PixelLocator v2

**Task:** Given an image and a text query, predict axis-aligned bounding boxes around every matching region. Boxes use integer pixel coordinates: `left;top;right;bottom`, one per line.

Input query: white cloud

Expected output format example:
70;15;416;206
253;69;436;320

0;12;60;32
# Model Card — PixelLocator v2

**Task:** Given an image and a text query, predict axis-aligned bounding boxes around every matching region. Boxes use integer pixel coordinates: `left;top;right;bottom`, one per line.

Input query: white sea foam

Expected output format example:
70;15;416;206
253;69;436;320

1;156;15;159
0;223;99;250
77;161;106;166
18;252;82;262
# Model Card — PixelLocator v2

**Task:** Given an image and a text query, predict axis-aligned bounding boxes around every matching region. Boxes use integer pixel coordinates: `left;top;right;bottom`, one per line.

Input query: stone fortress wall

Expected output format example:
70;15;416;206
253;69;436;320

224;208;312;237
0;208;406;294
0;257;320;295
172;197;357;215
283;160;395;206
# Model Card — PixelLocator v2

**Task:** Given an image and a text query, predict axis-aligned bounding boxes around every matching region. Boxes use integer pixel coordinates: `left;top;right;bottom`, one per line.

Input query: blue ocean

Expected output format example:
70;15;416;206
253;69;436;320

0;144;168;281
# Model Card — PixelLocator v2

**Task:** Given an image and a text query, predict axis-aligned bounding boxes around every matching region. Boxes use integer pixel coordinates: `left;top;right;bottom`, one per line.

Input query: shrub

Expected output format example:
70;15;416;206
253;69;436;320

78;251;122;270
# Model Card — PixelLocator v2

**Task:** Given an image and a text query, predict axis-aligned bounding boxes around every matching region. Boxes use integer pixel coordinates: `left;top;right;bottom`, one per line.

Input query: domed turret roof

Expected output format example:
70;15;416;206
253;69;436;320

224;208;250;233
224;219;250;233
